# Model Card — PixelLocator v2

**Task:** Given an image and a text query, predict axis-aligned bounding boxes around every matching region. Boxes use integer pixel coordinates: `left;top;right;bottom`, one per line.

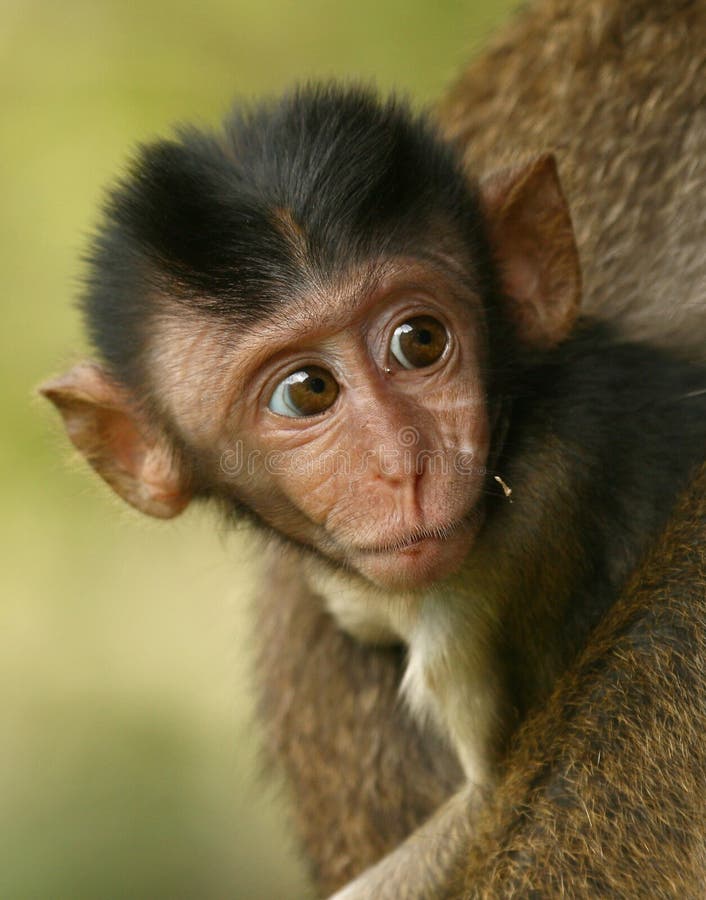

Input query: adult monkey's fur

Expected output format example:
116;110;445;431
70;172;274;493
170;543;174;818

456;460;706;896
255;1;706;895
441;0;706;359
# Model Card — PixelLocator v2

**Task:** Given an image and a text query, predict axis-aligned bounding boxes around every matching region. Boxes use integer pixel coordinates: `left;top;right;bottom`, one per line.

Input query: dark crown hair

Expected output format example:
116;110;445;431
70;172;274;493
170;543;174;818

83;83;494;390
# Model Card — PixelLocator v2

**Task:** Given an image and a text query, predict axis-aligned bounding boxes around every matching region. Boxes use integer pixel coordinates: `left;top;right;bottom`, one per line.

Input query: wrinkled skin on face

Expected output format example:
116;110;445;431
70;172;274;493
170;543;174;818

150;259;491;590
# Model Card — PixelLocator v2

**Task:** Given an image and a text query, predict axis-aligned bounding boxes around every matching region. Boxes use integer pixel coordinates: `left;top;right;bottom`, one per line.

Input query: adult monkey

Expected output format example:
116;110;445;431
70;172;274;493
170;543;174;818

457;460;706;897
253;0;706;896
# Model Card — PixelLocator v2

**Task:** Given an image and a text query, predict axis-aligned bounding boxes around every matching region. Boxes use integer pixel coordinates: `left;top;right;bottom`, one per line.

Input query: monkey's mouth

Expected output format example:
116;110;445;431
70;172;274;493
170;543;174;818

354;520;465;555
346;515;479;591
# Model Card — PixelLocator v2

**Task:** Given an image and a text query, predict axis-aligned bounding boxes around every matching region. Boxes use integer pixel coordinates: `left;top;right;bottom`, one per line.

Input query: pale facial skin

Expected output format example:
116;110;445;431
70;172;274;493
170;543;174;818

154;258;491;591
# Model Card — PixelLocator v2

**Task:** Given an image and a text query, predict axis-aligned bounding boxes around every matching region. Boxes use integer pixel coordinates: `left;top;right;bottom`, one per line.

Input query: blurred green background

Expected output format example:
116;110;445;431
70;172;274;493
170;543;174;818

3;1;515;897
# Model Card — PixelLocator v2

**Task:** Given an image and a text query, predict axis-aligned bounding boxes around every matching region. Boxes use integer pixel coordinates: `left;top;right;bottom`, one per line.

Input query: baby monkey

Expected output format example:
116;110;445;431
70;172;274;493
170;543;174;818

41;85;706;897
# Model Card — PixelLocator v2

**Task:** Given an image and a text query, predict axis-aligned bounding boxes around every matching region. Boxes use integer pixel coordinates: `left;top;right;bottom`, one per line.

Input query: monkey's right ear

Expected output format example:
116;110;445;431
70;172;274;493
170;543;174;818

480;154;581;349
39;363;192;519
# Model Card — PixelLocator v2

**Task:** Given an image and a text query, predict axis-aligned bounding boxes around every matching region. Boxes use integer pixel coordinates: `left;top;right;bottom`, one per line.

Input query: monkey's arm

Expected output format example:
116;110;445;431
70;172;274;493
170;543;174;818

460;460;706;897
328;783;481;900
254;547;463;896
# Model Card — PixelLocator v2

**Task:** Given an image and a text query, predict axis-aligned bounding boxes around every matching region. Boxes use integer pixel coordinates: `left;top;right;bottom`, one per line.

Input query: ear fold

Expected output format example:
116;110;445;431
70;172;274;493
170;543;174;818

39;362;192;519
479;154;581;349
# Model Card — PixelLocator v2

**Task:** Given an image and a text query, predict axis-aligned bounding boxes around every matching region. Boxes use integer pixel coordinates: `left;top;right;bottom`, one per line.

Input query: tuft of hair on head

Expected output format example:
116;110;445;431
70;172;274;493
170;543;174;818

81;82;493;399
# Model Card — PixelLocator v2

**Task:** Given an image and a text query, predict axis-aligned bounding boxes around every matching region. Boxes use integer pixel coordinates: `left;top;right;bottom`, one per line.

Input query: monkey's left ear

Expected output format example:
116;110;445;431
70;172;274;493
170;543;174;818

480;154;581;349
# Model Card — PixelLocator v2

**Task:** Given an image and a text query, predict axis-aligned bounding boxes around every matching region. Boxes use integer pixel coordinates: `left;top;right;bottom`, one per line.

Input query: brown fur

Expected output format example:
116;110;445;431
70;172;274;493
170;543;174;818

271;206;311;265
252;0;706;894
440;0;706;358
457;459;706;897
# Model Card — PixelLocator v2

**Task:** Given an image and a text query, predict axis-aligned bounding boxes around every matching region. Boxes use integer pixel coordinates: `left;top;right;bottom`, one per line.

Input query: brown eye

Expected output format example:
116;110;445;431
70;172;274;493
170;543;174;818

269;366;339;417
390;315;448;369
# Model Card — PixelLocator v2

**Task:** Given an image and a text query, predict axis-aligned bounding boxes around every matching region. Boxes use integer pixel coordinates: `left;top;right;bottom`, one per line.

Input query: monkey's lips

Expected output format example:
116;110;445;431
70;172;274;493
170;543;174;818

359;532;441;554
351;519;477;589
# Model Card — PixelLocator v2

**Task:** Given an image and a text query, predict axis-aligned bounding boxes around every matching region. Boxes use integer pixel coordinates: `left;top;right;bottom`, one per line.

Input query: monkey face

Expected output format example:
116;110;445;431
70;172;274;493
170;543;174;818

149;258;490;590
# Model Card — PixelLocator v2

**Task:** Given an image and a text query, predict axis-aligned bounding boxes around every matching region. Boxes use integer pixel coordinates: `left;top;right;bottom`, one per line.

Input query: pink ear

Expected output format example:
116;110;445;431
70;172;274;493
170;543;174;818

39;362;192;519
480;154;581;349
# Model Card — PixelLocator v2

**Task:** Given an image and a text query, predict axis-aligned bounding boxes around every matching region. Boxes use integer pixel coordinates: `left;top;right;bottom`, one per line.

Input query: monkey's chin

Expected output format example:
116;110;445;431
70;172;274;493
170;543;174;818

354;526;474;591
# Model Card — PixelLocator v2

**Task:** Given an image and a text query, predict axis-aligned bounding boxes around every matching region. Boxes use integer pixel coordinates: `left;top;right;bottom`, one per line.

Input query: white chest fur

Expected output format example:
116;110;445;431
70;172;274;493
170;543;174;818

307;563;500;785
